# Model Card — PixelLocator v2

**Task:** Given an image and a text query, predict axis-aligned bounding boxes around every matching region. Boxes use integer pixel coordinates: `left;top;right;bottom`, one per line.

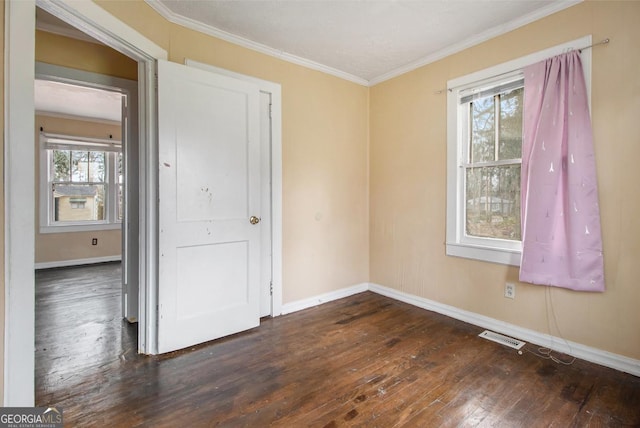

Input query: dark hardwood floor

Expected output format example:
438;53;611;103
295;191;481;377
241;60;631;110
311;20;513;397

36;264;640;427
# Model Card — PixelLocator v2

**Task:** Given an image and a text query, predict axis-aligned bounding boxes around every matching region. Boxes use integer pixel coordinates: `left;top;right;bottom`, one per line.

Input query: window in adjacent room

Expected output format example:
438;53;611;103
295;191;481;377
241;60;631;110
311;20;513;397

40;133;122;232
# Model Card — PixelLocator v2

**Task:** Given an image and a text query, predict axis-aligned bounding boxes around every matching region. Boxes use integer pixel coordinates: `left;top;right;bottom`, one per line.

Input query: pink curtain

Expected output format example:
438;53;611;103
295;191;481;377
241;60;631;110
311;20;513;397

520;51;604;292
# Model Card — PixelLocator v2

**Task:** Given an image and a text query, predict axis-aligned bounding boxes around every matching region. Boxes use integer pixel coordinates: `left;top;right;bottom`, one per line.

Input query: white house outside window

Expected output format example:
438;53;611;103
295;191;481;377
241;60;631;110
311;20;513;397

40;133;122;233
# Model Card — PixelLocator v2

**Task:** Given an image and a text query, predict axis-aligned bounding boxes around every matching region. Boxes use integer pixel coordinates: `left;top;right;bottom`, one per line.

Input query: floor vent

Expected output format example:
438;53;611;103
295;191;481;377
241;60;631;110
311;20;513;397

479;330;526;350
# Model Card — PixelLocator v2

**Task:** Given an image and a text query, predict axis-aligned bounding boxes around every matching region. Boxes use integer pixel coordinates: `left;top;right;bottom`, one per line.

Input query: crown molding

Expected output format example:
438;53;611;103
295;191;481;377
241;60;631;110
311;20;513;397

368;0;582;86
145;0;581;87
144;0;369;87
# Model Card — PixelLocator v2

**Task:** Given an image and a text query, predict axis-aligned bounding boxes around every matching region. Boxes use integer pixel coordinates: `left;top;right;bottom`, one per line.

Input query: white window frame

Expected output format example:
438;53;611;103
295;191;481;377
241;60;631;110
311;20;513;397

446;35;592;266
39;132;122;233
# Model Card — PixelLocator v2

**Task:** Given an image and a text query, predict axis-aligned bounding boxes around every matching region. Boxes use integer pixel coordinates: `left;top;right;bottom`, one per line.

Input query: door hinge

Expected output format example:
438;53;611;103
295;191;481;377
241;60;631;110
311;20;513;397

270;281;273;296
269;103;273;119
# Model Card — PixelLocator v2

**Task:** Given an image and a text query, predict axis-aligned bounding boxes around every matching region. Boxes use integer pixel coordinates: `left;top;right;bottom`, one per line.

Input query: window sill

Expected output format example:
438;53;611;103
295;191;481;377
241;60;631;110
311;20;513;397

39;223;122;234
446;242;521;266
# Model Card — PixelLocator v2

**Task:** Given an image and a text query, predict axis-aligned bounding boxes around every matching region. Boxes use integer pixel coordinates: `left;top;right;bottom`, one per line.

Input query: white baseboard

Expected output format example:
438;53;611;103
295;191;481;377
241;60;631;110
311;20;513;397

369;282;640;377
281;282;369;315
35;255;121;270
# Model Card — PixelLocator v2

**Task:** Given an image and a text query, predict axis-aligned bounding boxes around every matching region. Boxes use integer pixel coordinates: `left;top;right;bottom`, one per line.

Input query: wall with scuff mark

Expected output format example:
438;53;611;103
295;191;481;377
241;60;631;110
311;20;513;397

96;1;371;302
369;1;640;360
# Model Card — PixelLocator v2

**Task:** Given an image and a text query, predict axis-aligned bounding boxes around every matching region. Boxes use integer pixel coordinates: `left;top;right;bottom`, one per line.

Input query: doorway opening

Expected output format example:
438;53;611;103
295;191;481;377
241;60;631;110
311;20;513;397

5;1;283;405
33;10;140;405
34;58;139;321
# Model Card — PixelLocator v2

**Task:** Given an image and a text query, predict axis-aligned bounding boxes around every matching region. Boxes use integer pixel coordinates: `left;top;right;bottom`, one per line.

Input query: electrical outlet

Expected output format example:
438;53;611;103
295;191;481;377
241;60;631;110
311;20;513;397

505;282;515;299
92;238;98;246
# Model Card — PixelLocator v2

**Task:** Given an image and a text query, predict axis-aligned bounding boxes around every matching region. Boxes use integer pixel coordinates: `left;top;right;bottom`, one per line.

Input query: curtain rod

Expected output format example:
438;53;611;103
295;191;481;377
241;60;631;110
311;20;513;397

579;38;610;52
433;37;611;95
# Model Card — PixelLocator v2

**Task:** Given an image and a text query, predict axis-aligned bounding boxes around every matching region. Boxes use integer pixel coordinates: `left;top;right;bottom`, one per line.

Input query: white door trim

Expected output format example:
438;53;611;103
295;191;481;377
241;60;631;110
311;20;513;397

4;0;37;407
5;0;167;405
185;59;283;317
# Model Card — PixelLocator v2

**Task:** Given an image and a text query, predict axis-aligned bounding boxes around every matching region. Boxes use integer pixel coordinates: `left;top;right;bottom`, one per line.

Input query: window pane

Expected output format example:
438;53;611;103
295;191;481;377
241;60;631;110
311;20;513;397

499;87;523;160
52;150;70;181
88;151;106;182
470;96;495;163
465;165;521;241
71;151;89;182
52;184;106;222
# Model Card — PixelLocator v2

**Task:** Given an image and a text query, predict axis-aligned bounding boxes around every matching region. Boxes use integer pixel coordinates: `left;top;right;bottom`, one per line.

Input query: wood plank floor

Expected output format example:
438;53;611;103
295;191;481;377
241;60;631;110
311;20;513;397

36;264;640;427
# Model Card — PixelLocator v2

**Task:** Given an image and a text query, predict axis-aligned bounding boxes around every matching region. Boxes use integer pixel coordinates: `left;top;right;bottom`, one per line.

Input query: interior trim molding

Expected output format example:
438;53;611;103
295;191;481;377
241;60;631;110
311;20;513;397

144;0;369;87
368;283;640;377
35;256;122;270
4;0;36;406
42;0;167;60
281;283;369;315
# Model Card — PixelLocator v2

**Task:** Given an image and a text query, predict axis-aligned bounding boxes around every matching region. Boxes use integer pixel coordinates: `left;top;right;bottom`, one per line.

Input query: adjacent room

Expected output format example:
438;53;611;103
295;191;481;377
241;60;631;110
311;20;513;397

3;0;639;425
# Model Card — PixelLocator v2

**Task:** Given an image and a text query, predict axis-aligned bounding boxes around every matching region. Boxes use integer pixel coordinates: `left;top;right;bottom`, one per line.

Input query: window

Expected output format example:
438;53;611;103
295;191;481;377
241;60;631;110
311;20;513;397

464;79;523;241
40;133;122;232
447;74;524;265
446;36;592;266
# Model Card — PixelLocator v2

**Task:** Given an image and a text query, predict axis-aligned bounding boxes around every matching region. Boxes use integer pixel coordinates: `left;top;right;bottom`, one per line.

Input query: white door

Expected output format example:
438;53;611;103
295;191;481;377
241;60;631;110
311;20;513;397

157;59;261;353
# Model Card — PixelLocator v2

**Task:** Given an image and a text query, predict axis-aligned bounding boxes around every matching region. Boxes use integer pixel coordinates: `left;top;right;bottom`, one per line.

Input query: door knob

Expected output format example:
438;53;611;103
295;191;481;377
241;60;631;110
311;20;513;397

249;216;261;225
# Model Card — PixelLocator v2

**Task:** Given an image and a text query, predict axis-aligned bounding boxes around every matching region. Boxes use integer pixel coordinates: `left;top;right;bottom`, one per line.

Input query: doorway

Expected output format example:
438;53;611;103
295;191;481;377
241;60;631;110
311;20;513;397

34;57;139;322
5;0;283;406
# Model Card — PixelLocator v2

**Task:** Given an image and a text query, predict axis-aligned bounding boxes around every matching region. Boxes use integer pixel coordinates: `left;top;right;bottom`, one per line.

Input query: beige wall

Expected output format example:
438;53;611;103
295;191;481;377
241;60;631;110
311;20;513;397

35;115;123;264
370;1;640;360
97;1;371;303
36;30;137;80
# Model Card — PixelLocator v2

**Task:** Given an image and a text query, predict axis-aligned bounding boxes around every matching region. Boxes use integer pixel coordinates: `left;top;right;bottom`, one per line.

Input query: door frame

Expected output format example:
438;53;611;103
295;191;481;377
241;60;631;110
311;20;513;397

4;0;283;405
4;0;164;405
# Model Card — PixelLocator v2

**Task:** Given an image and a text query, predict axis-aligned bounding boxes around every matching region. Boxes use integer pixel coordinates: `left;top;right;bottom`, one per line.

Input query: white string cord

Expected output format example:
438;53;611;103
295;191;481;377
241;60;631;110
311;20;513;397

522;286;576;365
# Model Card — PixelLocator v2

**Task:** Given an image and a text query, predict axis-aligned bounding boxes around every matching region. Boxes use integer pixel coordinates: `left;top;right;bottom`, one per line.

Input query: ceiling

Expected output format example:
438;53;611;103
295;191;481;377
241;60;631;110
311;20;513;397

34;79;123;123
35;9;122;122
150;0;580;85
34;1;580;121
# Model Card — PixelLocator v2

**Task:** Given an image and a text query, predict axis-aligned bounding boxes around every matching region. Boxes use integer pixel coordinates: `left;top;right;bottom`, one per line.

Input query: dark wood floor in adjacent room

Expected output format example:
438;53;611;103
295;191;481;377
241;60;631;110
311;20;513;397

36;263;640;427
